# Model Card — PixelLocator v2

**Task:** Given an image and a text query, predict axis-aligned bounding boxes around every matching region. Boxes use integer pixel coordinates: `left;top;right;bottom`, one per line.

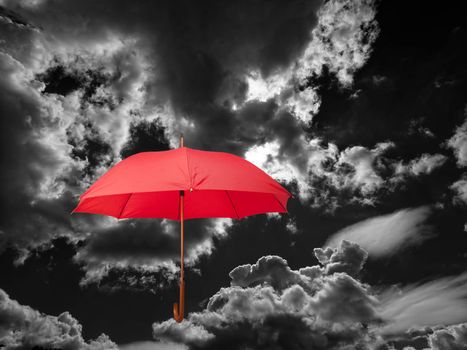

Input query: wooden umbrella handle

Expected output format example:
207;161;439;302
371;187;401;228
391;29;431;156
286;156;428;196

173;279;185;322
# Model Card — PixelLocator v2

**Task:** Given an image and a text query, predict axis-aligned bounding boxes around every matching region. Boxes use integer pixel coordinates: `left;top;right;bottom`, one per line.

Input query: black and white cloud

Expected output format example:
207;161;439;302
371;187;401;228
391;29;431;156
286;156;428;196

0;288;118;349
0;0;466;348
324;206;434;257
1;241;466;349
152;241;467;350
0;0;382;278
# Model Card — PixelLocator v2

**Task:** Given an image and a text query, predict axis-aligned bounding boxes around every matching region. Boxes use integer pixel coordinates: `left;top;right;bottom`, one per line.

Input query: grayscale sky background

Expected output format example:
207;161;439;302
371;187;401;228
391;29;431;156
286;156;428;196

0;0;466;349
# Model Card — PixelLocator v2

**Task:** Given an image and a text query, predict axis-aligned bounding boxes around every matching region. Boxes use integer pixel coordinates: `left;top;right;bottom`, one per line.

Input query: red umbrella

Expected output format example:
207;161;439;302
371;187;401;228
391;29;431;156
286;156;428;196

73;137;291;322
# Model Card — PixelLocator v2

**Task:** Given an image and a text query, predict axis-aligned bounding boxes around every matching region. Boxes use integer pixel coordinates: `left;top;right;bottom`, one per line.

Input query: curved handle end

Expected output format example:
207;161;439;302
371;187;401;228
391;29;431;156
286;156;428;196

173;302;183;323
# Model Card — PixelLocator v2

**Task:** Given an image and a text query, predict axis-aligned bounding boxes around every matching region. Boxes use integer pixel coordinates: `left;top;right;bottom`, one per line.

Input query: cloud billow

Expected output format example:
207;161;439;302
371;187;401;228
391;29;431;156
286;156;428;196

1;239;466;349
0;289;118;350
152;240;467;349
0;0;385;286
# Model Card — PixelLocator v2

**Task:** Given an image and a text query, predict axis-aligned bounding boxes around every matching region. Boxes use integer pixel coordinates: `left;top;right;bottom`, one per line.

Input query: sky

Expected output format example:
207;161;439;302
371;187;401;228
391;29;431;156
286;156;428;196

0;0;466;349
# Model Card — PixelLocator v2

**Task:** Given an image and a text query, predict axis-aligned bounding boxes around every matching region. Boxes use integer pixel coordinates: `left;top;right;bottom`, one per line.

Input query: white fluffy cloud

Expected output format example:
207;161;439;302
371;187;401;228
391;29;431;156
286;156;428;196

324;206;433;257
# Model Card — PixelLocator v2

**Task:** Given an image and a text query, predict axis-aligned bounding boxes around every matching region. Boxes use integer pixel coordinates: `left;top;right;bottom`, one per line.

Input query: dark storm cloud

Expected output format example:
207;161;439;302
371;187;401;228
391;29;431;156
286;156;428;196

0;2;226;284
0;41;79;256
0;7;136;262
0;5;36;29
38;65;83;96
74;218;231;287
152;239;467;349
18;0;323;77
0;288;118;349
120;119;171;159
38;63;118;109
3;0;467;348
9;0;324;149
0;0;325;262
67;120;114;177
153;241;379;349
0;0;383;271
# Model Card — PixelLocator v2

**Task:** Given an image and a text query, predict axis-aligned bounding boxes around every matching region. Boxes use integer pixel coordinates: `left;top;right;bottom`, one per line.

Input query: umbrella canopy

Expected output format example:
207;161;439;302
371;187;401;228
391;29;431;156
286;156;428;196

73;147;290;220
73;141;291;323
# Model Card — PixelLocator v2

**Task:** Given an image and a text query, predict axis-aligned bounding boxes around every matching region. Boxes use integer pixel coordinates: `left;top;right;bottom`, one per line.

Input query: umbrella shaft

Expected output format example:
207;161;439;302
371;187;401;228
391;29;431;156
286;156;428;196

180;191;184;282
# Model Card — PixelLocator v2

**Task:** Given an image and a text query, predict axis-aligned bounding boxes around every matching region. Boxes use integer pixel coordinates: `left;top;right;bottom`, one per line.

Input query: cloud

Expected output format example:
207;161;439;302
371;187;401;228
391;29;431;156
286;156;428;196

153;319;214;347
229;255;316;293
0;47;86;255
152;241;381;349
10;0;325;147
313;240;368;277
309;273;380;324
74;218;232;288
447;114;467;228
0;0;382;292
393;153;448;178
296;0;380;86
451;175;467;205
0;288;118;350
447;115;467;167
0;5;236;285
150;240;467;349
335;142;394;195
0;0;320;254
378;272;467;335
245;138;394;206
0;10;157;262
324;206;434;257
246;134;448;211
428;323;467;350
120;341;187;350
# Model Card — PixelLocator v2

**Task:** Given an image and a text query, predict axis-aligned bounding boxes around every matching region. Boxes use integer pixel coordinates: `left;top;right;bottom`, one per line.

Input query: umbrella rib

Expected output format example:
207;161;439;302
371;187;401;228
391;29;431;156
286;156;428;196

118;193;133;219
183;147;193;189
225;190;240;219
273;194;287;213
